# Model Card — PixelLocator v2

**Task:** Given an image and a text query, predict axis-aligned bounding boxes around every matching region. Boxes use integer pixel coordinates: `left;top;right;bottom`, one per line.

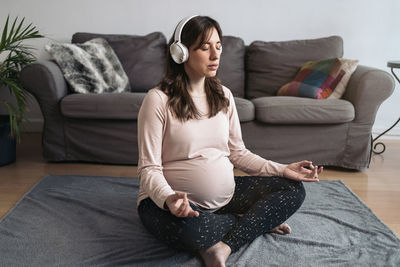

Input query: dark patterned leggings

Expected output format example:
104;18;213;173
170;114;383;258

137;176;306;253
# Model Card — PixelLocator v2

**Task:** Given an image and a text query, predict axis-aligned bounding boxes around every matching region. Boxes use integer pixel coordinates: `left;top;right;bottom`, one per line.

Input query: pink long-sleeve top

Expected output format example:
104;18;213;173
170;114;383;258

137;86;288;211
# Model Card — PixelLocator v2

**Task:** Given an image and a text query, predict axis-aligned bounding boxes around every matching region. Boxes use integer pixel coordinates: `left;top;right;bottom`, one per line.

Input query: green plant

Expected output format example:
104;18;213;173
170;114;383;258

0;15;43;140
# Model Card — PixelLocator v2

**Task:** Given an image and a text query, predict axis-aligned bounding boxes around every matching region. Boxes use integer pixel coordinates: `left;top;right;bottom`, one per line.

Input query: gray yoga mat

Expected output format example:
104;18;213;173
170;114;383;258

0;175;399;266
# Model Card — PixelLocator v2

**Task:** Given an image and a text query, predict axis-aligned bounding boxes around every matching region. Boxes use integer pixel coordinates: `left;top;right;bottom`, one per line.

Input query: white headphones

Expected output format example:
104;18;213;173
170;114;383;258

170;15;199;64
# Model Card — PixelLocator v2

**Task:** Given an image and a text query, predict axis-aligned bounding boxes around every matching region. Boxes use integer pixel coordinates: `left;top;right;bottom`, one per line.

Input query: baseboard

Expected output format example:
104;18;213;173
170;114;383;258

372;127;400;139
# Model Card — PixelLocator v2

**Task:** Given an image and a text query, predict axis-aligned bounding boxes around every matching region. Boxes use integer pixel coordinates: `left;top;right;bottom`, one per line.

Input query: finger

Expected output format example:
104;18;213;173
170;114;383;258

171;191;185;201
175;191;186;199
193;211;200;217
300;167;313;175
300;170;320;182
300;160;312;167
301;177;319;182
300;162;314;172
181;208;190;218
181;200;191;214
187;208;199;217
318;166;324;174
176;200;188;216
187;207;198;217
312;166;318;178
182;204;195;218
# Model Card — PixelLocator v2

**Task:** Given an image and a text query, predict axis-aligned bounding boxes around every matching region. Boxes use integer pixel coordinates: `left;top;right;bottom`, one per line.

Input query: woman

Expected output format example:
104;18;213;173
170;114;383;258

137;15;322;267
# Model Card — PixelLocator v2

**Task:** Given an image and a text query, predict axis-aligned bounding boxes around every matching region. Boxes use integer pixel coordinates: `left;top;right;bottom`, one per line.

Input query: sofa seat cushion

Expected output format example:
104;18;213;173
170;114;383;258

234;97;255;122
251;96;354;124
61;92;146;120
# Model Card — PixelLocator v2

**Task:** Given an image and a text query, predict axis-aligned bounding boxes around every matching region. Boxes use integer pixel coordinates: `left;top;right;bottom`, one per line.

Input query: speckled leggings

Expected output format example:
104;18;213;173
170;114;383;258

137;176;306;253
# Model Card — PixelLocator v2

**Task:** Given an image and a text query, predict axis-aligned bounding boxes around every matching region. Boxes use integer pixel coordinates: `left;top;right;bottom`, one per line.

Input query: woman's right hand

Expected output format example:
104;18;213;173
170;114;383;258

165;192;200;218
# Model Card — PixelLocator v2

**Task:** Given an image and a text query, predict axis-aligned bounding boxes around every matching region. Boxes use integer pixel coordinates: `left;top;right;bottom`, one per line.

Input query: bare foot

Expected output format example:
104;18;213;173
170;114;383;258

267;222;291;235
199;241;231;267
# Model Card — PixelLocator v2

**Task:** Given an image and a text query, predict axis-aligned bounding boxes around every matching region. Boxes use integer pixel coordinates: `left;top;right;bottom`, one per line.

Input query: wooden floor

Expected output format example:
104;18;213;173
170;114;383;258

1;133;399;237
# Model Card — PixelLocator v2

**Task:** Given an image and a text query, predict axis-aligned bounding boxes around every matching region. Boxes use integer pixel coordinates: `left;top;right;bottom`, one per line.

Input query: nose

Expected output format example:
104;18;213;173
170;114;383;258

210;46;220;60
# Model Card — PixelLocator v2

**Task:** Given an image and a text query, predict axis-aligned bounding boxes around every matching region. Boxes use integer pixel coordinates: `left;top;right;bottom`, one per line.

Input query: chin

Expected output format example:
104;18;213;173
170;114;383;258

205;70;218;78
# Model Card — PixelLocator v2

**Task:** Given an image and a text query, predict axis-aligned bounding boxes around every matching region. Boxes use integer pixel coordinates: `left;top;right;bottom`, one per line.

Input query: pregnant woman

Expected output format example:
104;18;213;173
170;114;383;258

137;15;322;267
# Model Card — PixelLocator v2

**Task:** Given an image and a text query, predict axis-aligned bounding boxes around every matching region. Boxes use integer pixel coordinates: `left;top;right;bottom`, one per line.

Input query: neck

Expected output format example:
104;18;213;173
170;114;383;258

188;77;206;95
184;65;206;96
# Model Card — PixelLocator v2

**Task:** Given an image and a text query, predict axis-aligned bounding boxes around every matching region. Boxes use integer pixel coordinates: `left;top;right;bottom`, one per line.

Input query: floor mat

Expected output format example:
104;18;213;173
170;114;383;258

0;175;399;266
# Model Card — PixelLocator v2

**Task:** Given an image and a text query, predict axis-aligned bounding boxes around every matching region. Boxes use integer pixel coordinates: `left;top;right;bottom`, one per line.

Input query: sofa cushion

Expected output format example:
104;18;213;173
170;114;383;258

277;58;358;99
251;96;354;124
218;36;246;97
61;93;254;122
61;93;146;120
72;32;167;93
234;97;255;122
45;38;130;94
246;36;344;99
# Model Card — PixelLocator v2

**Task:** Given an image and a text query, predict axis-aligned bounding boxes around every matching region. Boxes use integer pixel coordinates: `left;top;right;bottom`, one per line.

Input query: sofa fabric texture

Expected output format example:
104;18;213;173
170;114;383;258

61;93;146;120
252;97;355;124
246;36;344;98
72;32;167;93
21;33;395;170
45;38;130;94
277;58;359;99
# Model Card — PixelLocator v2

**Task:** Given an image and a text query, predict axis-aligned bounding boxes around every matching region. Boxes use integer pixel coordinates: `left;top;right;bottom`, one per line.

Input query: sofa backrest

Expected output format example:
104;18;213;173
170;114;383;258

70;33;343;99
245;35;344;99
218;36;246;97
72;32;167;93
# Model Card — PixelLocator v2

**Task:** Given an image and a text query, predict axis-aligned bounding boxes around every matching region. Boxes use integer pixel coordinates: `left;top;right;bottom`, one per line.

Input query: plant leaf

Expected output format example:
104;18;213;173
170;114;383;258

1;15;43;140
0;15;10;51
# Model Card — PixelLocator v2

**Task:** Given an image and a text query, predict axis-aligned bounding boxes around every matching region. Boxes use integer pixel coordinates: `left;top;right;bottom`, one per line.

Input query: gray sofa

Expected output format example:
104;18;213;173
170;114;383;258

20;32;395;170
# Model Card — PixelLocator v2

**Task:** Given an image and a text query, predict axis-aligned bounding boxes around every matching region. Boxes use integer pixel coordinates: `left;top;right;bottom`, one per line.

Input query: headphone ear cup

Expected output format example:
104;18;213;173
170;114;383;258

170;42;189;64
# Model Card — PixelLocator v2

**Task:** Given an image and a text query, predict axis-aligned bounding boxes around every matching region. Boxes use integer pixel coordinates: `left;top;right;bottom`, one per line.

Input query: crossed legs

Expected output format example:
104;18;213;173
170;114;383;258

138;176;306;266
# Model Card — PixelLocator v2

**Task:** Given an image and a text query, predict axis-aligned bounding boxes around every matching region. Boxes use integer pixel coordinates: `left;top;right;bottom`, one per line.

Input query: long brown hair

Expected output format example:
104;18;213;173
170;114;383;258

159;16;229;122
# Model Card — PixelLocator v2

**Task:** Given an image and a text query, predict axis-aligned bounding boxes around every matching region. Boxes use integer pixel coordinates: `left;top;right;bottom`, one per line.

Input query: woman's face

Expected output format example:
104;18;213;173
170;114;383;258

184;27;222;80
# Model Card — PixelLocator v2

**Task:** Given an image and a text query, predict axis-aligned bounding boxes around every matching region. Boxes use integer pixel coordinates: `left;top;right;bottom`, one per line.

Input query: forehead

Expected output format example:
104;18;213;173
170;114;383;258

206;28;221;42
195;27;221;47
204;27;221;42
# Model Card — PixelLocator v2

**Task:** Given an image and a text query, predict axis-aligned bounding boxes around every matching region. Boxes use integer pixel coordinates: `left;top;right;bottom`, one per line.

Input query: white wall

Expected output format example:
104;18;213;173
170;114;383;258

2;0;400;136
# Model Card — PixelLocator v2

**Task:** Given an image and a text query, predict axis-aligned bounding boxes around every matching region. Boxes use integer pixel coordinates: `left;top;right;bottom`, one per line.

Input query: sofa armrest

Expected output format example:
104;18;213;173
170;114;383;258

20;60;68;161
20;60;69;114
343;65;395;123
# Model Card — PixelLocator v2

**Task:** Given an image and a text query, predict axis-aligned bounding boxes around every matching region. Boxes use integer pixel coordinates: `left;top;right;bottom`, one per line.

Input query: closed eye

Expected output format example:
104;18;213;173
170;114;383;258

201;44;222;51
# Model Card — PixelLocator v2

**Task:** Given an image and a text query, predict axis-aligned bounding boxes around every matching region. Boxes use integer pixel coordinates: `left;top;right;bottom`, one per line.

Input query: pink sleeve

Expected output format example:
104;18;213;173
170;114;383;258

137;89;175;210
226;89;288;176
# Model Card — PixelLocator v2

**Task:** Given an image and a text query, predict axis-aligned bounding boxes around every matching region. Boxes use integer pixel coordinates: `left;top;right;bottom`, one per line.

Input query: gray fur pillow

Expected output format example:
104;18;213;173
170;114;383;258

45;38;130;94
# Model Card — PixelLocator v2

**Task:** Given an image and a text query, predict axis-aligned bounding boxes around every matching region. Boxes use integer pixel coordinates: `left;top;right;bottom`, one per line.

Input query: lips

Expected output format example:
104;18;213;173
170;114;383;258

207;64;219;70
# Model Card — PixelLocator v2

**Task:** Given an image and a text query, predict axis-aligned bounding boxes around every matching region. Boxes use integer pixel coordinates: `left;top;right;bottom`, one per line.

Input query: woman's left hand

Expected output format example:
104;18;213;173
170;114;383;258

283;160;323;182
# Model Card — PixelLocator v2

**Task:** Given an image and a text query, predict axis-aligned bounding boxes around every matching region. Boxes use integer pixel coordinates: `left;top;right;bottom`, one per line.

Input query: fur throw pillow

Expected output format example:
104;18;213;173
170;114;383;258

45;38;130;94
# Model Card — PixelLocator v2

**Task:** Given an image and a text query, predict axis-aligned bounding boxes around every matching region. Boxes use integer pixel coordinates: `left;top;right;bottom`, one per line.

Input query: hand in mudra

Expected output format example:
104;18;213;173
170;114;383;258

284;160;323;182
165;191;200;218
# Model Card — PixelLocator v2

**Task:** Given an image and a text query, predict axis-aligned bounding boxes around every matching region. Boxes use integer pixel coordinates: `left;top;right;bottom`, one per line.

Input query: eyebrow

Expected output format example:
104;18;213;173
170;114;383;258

204;41;221;45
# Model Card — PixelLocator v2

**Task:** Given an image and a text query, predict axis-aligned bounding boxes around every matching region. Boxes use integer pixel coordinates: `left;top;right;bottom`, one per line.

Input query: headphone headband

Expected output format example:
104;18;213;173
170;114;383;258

174;15;199;43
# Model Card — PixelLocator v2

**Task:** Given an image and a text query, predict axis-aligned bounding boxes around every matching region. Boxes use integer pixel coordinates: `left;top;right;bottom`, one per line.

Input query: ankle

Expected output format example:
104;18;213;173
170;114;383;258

219;241;232;255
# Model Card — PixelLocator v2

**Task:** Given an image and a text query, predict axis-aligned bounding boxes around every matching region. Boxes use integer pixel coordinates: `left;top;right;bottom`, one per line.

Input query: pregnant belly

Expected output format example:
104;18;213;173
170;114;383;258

163;157;236;210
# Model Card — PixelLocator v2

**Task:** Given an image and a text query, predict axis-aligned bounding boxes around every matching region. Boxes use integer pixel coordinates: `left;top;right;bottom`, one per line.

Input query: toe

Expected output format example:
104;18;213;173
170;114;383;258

281;223;291;234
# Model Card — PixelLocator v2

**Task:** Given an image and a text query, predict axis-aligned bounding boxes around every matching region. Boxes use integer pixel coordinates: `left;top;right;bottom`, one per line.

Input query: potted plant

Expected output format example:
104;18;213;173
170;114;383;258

0;15;43;166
